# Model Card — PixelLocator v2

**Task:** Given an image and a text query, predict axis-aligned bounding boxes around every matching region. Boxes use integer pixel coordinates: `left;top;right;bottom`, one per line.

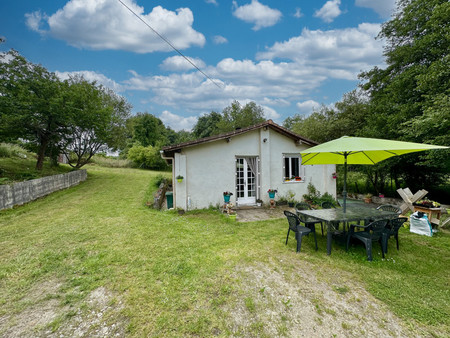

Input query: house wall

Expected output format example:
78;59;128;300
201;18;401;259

172;129;336;210
265;130;336;205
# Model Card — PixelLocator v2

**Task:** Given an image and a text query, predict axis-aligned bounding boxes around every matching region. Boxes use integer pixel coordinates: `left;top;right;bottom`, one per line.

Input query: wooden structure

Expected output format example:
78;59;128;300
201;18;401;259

396;188;428;214
413;205;441;225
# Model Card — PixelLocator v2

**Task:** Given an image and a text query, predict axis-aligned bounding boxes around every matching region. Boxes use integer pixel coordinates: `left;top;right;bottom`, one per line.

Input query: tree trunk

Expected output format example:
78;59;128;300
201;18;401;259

36;138;49;170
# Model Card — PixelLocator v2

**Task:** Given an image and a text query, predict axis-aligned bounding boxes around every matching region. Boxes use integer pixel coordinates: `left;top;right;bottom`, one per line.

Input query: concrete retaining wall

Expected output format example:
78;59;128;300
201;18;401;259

0;170;87;210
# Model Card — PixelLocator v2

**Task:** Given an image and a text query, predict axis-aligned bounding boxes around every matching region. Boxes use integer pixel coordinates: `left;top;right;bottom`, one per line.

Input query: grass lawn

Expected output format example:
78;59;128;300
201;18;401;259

1;165;449;336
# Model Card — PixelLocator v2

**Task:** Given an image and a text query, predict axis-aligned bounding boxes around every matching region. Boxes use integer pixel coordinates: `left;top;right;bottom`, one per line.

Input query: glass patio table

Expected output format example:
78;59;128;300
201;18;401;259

297;206;398;255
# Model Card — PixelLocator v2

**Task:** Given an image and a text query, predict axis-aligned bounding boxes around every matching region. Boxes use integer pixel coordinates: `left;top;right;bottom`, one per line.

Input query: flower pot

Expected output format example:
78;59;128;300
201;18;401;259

288;202;294;207
224;195;231;203
268;192;275;199
177;179;183;183
364;198;372;204
228;214;236;221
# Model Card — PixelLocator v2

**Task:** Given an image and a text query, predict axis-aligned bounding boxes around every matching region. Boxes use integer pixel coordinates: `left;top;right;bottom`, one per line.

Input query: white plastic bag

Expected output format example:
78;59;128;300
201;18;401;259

410;212;433;237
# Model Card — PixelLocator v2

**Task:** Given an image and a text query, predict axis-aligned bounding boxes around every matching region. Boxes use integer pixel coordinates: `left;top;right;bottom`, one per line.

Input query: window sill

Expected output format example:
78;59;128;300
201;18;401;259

283;180;305;184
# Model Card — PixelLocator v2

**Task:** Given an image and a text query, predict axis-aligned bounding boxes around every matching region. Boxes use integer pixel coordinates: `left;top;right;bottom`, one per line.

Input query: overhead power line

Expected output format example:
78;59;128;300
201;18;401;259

117;0;223;89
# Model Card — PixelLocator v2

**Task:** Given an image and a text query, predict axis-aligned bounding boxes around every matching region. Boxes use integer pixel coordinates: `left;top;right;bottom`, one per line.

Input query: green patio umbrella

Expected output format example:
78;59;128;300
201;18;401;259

300;136;448;212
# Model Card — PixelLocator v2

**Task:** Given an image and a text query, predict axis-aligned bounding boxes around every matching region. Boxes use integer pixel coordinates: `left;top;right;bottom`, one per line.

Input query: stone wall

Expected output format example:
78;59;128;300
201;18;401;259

0;170;87;210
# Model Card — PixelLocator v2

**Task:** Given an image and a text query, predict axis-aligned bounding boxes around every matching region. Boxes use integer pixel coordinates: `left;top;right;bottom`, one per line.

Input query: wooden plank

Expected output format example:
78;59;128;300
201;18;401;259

411;189;428;203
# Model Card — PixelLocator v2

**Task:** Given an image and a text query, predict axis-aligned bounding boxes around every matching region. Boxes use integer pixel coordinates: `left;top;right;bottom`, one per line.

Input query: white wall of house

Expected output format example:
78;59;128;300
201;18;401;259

172;128;336;210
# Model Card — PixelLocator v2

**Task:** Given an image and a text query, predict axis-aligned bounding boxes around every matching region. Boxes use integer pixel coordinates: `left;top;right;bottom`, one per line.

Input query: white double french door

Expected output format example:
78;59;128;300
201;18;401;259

236;157;257;205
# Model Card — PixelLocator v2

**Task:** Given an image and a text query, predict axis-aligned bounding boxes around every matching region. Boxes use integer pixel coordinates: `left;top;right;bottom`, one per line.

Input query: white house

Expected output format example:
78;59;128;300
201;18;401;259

160;120;336;210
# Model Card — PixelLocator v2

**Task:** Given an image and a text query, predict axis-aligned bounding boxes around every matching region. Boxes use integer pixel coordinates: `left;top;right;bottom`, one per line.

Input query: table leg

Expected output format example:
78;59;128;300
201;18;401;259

327;222;332;255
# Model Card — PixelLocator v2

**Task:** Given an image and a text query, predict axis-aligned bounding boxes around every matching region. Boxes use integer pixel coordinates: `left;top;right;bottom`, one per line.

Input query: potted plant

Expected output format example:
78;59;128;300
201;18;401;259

223;191;233;203
176;175;184;183
256;199;263;207
364;193;373;204
286;190;296;207
295;176;302;181
267;189;277;199
332;172;337;179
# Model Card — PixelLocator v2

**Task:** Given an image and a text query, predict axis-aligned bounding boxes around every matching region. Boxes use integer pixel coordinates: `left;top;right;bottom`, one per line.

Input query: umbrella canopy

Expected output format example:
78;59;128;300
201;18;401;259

300;136;448;211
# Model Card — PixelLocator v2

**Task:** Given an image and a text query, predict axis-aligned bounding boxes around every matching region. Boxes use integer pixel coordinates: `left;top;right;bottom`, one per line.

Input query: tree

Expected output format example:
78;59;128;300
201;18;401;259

128;112;168;147
192;111;223;138
360;0;450;189
216;101;266;133
284;91;370;143
59;77;131;168
0;49;71;170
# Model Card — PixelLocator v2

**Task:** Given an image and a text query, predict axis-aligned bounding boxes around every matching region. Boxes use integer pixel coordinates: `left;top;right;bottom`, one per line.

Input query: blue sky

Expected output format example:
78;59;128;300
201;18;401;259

0;0;396;131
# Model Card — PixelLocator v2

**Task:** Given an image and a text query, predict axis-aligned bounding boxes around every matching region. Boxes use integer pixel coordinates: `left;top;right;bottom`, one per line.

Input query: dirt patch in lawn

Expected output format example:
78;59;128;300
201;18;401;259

228;259;423;337
0;280;126;337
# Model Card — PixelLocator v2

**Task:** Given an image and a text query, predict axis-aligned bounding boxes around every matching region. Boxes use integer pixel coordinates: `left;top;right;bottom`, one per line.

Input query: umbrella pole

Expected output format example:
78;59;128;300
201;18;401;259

343;154;348;213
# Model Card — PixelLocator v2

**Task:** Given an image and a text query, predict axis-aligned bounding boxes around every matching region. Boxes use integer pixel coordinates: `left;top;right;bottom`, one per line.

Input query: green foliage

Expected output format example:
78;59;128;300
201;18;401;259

127;143;168;170
0;49;72;170
302;183;337;207
0;50;131;170
89;155;133;168
285;91;370;143
59;76;131;169
359;0;450;189
0;154;72;184
192;111;223;138
0;143;33;159
216;100;266;133
127;112;168;147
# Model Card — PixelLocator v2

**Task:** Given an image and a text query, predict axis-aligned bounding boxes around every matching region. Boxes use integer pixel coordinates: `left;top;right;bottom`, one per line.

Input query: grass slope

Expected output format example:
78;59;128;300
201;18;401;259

0;165;449;336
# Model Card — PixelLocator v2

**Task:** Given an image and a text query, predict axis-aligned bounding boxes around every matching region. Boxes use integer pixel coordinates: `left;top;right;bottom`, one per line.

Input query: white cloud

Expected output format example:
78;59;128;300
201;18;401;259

25;11;46;34
355;0;396;18
261;105;281;120
293;8;303;18
314;0;342;23
118;24;383;121
257;23;384;79
160;56;206;72
25;0;205;53
296;100;321;114
159;110;198;131
213;35;228;44
55;70;123;92
232;0;282;31
205;0;219;5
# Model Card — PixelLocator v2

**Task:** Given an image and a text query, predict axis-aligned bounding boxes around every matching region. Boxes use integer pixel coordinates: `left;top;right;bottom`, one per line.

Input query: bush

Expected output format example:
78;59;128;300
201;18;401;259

303;183;337;207
0;143;33;159
90;155;133;168
127;143;169;170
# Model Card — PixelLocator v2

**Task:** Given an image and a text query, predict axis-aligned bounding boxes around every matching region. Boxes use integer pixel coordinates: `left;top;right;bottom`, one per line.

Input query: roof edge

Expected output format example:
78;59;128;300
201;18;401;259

161;120;318;155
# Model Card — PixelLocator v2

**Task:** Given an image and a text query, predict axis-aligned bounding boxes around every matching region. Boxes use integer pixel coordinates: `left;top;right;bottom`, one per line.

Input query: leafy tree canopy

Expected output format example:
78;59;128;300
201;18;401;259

0;49;71;170
216;101;266;133
360;0;449;188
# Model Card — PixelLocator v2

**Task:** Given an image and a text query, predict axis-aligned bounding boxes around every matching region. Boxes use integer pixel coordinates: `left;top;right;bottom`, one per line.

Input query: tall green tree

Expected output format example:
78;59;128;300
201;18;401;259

0;49;70;170
192;111;223;138
127;113;168;147
59;76;131;168
216;101;265;133
360;0;450;190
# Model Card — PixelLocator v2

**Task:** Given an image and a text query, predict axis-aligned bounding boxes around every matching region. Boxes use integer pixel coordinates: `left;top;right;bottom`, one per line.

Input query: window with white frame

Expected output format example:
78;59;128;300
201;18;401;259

283;154;304;181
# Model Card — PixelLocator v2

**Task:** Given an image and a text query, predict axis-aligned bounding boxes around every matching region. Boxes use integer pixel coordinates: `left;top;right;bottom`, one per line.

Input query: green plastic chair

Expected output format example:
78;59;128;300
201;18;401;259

295;202;324;236
377;204;401;218
383;217;408;253
346;219;389;261
284;210;318;252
